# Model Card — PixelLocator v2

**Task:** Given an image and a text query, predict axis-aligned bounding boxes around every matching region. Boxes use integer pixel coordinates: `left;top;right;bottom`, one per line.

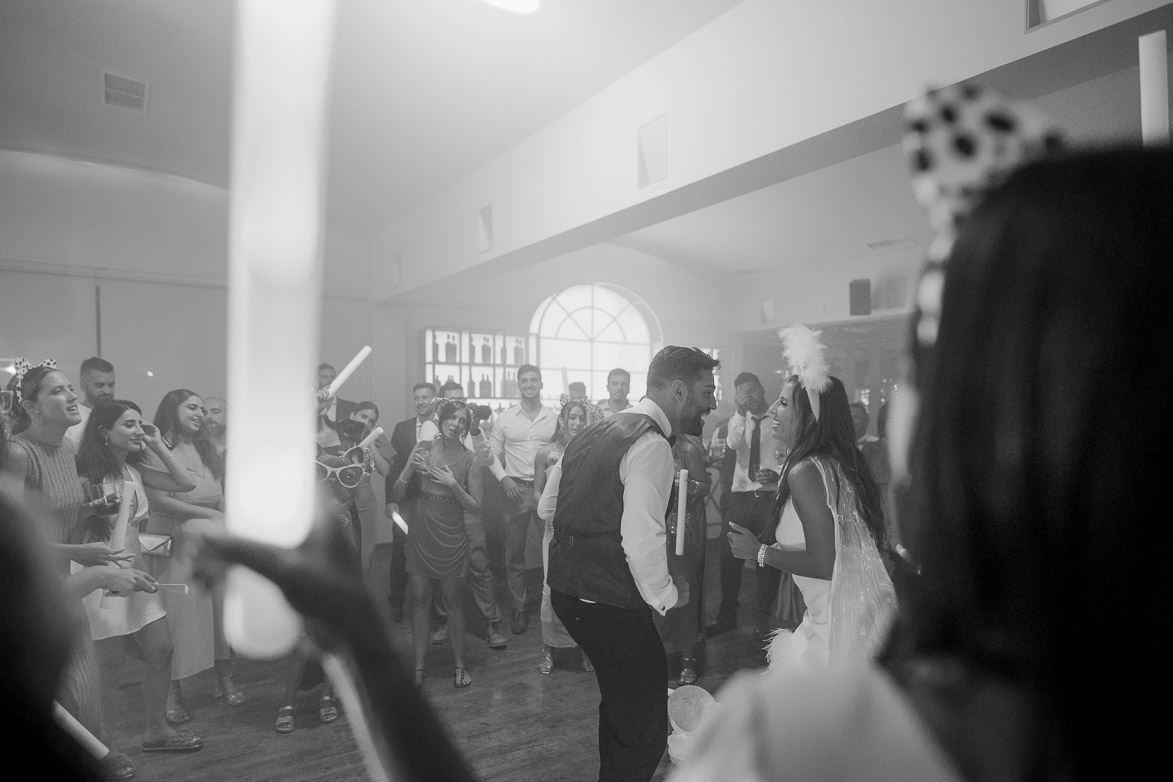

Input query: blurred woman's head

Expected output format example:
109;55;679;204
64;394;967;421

899;145;1173;770
11;367;80;435
77;400;146;483
349;402;380;436
153;389;204;440
153;388;224;478
436;400;469;444
558;400;588;442
770;374;884;544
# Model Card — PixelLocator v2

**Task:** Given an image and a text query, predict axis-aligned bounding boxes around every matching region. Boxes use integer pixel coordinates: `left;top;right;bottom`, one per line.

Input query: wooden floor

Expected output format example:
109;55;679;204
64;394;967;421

108;537;769;782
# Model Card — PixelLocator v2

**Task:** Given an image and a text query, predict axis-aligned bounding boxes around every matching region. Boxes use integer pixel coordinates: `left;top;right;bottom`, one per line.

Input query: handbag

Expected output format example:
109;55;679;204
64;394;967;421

139;532;173;557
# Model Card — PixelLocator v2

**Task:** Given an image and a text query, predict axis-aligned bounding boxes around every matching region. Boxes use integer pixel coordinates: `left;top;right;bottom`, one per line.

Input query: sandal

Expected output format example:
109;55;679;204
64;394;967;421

100;750;137;780
454;666;472;689
142;728;204;753
213;677;246;707
275;705;295;734
165;706;191;726
319;695;339;724
414;668;427;686
539;648;554;675
679;656;698;686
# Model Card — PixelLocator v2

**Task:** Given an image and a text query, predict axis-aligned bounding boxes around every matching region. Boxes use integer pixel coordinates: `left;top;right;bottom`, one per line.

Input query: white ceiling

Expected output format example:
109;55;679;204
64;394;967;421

0;0;745;235
1;0;1168;291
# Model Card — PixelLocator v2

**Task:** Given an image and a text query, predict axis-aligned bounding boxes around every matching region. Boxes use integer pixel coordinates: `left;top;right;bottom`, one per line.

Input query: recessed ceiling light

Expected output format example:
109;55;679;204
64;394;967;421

484;0;540;14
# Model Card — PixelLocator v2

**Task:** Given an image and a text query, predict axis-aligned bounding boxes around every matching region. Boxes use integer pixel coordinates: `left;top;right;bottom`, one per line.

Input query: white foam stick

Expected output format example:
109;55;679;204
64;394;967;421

358;425;384;449
1140;30;1169;146
322;655;390;782
53;702;108;758
328;345;372;398
224;0;338;659
675;469;688;556
109;481;136;552
391;509;409;534
155;583;190;594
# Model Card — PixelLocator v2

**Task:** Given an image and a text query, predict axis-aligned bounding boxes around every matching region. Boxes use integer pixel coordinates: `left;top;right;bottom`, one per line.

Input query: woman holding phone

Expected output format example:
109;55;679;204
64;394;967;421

76;399;204;753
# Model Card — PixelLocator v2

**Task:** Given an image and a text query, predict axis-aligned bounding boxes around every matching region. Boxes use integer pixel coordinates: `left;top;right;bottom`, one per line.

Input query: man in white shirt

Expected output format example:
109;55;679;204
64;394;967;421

706;372;785;640
597;367;633;418
540;346;718;782
65;357;115;443
488;364;557;635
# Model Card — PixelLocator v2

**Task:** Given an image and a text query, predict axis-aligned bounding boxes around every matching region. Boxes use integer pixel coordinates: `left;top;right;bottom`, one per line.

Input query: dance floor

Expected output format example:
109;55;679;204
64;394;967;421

108;534;769;782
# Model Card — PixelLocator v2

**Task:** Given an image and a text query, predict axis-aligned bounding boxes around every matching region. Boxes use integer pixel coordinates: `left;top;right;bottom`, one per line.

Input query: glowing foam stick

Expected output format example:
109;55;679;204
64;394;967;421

391;509;409;534
53;702;107;758
155;583;190;595
358;426;384;450
328;346;372;398
225;0;338;658
1139;31;1169;146
675;469;688;556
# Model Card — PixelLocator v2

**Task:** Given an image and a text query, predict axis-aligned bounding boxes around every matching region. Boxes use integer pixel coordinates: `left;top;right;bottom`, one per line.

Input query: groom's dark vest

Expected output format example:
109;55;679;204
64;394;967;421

548;412;668;610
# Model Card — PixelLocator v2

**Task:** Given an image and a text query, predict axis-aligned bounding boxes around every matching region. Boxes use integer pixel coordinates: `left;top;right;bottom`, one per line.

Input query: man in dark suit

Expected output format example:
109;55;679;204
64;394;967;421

383;382;438;623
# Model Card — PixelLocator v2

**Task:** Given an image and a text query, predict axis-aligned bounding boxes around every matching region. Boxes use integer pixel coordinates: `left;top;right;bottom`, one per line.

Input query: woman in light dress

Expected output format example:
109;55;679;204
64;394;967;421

76;399;205;753
145;388;240;723
726;330;895;672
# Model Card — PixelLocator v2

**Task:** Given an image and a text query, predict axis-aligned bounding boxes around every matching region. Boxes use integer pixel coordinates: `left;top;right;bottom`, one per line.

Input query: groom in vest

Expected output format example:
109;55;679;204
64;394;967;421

540;346;719;782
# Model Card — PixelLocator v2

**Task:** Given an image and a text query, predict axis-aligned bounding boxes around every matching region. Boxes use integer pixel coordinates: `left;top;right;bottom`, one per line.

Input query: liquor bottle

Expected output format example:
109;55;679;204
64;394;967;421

467;377;476;399
513;338;524;365
445;335;458;363
431;332;440;363
481;336;492;364
479;374;492;399
500;342;508;365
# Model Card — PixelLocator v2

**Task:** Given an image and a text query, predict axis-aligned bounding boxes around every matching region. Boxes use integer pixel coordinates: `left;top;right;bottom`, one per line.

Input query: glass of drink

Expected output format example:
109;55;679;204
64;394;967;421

85;481;122;515
709;437;727;461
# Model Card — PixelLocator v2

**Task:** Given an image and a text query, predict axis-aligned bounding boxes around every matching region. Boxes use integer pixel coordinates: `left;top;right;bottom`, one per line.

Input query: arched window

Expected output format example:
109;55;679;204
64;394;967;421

529;283;662;402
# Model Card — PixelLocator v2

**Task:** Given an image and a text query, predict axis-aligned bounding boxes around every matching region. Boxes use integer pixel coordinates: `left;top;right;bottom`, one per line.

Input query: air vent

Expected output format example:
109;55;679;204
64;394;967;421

104;73;147;111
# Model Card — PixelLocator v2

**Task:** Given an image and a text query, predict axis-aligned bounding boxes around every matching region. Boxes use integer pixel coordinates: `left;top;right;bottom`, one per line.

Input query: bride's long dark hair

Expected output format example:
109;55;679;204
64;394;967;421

771;374;886;549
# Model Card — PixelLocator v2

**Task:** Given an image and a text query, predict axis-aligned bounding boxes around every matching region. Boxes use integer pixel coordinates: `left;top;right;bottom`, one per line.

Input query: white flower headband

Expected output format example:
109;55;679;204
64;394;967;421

779;325;830;421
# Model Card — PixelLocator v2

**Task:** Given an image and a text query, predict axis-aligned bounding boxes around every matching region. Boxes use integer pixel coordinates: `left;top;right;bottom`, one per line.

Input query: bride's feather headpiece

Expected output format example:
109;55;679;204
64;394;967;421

779;325;830;421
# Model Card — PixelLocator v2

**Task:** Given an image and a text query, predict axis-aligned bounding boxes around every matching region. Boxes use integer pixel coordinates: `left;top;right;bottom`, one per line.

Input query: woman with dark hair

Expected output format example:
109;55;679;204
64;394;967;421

75;400;204;754
144;388;240;722
327;400;390;580
4;365;158;779
727;329;895;671
532;396;599;675
392;399;480;689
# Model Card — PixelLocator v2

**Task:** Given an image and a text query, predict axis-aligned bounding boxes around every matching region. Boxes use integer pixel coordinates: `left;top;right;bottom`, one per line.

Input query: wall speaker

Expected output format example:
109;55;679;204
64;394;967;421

849;279;871;316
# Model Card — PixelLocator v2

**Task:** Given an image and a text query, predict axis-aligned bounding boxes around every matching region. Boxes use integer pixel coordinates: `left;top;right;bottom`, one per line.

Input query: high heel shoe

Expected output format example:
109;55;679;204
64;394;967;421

539;648;554;675
454;667;472;689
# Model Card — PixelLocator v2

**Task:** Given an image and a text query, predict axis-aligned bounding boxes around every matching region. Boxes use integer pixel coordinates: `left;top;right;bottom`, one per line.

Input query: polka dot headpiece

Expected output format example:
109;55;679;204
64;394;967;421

904;82;1064;348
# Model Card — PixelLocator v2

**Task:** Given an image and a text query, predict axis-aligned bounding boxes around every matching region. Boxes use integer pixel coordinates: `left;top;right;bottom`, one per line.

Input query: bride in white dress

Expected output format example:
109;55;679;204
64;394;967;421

727;326;896;671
